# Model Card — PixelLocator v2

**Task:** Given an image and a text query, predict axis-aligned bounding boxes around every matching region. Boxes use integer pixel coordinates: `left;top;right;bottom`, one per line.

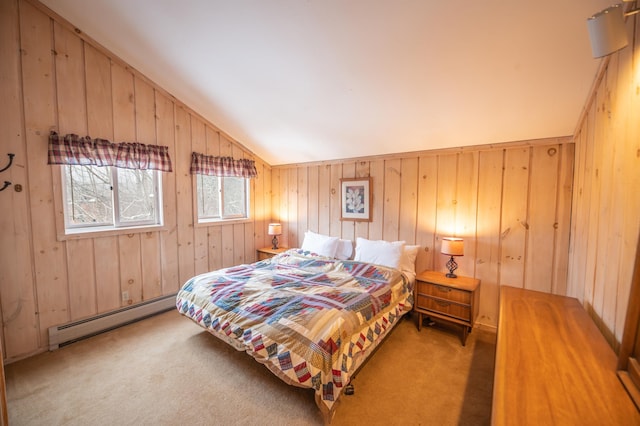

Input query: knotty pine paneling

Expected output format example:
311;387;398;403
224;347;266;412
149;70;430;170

0;0;271;361
383;159;402;242
475;149;503;334
94;236;120;312
569;11;640;352
191;118;209;276
55;20;97;321
318;165;332;236
156;92;180;296
526;145;559;294
21;0;70;350
499;148;529;290
0;0;39;358
272;139;574;329
415;155;438;273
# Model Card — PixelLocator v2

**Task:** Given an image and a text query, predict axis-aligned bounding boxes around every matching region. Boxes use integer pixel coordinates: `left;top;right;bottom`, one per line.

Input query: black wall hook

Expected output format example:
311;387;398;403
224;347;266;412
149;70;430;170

0;153;15;173
0;181;11;192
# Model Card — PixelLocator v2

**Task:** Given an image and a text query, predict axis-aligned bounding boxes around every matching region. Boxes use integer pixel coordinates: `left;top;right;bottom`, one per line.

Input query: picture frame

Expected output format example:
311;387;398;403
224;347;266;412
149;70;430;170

340;177;372;221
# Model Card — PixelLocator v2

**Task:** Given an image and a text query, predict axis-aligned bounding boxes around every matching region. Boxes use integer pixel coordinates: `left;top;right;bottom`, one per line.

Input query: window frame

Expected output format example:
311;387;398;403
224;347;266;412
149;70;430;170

58;164;164;236
195;174;251;224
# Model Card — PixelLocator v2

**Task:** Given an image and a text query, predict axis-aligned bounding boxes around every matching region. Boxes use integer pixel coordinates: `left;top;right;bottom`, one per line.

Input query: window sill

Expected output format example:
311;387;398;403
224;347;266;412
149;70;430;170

194;217;252;228
57;224;168;241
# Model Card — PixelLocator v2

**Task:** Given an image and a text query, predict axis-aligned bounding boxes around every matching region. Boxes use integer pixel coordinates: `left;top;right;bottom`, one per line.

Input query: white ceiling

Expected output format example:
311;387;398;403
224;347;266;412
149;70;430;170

40;0;612;165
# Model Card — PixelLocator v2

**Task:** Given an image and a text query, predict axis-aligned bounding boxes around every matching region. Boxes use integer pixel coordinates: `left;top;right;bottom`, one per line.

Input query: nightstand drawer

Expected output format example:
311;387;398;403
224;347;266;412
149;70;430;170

416;281;471;304
416;294;471;322
258;251;274;261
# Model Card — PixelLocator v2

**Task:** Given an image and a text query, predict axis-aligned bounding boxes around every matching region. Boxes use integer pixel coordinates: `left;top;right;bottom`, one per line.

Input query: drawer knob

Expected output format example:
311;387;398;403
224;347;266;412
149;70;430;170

435;300;451;307
436;285;451;292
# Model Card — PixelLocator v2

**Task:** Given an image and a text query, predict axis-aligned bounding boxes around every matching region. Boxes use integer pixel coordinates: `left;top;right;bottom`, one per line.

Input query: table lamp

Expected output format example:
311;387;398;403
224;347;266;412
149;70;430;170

268;223;282;249
441;237;464;278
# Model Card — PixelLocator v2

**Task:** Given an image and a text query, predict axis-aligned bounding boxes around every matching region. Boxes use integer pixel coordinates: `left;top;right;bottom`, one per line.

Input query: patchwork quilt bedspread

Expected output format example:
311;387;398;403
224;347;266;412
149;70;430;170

176;249;413;412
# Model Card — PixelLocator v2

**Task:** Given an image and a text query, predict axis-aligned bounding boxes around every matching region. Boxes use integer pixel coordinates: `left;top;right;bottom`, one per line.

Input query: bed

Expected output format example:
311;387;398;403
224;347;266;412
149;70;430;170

176;234;417;423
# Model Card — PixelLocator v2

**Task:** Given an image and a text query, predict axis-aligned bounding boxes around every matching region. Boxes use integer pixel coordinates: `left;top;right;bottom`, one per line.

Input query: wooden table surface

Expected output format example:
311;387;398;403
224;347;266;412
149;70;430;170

492;286;640;425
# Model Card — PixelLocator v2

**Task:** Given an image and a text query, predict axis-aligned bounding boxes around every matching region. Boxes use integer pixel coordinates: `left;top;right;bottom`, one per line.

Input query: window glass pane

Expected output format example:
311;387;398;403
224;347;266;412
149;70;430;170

196;175;249;222
198;175;220;218
62;165;162;233
64;165;112;226
223;176;246;217
116;168;158;224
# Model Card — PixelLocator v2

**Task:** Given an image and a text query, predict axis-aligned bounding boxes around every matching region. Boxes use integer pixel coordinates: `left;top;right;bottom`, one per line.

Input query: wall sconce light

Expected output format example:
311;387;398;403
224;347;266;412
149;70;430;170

587;2;640;58
268;223;282;249
441;237;464;278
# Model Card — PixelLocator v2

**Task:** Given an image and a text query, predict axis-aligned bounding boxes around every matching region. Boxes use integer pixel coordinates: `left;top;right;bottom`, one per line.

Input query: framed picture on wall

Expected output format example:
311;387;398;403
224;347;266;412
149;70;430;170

340;177;372;221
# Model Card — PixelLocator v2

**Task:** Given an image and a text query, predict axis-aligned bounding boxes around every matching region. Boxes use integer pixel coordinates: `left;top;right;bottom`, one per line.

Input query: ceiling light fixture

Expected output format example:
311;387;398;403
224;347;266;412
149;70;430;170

587;1;640;58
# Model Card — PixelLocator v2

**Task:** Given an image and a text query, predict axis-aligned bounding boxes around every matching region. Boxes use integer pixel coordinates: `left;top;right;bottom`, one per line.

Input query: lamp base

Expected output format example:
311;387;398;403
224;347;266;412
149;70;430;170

271;236;279;250
446;256;458;278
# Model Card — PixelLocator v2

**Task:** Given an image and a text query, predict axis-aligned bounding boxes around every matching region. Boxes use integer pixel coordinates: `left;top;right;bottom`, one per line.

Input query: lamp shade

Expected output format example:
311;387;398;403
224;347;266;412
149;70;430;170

441;237;464;256
268;223;282;236
587;4;628;58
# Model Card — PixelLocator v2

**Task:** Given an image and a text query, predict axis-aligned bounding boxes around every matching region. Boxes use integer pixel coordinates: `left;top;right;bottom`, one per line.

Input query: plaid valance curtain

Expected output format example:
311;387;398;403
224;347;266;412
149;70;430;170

47;131;173;172
190;152;257;178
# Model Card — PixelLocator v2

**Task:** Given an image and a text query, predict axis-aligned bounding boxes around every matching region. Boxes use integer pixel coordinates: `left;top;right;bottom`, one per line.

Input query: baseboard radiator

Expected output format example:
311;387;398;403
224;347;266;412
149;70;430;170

48;293;177;350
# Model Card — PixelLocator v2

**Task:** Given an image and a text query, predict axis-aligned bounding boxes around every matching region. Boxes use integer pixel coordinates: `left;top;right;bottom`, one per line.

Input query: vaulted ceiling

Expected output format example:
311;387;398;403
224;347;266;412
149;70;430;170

39;0;612;165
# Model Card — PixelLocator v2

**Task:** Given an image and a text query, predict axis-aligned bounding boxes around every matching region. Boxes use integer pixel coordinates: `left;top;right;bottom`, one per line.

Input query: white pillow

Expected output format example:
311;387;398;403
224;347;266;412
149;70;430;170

354;238;405;269
301;231;340;258
400;244;420;276
335;239;353;260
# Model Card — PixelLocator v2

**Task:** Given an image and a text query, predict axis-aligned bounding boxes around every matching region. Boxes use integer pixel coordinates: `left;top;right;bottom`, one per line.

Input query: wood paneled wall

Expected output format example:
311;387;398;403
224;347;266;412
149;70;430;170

4;0;636;363
569;12;640;351
0;0;271;361
271;137;574;329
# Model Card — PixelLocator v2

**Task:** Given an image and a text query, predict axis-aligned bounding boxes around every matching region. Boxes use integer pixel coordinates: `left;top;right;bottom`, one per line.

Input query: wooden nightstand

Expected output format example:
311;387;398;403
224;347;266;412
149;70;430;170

256;247;288;260
414;270;480;346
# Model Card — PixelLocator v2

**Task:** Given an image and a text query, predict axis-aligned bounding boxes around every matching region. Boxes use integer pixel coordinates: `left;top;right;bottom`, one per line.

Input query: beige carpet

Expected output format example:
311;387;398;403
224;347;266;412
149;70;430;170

5;310;495;425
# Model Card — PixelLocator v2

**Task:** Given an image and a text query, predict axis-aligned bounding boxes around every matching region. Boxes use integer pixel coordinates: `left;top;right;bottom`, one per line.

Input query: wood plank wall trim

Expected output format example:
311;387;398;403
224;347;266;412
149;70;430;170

0;0;271;361
271;137;574;330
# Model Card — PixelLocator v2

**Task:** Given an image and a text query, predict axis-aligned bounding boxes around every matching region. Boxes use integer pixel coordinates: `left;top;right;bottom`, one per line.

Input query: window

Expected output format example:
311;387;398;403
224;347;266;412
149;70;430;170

62;165;162;231
196;174;249;222
190;152;256;223
48;132;171;235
